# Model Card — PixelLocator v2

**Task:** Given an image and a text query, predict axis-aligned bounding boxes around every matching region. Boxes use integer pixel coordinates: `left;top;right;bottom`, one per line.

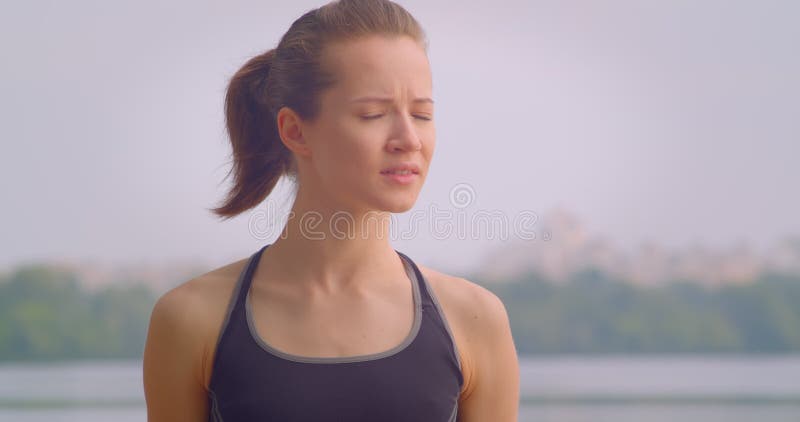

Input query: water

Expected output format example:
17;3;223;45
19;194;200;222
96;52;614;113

1;355;798;421
517;355;800;421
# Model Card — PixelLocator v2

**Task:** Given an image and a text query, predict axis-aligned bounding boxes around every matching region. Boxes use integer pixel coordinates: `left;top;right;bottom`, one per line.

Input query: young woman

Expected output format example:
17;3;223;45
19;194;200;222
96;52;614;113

142;0;519;420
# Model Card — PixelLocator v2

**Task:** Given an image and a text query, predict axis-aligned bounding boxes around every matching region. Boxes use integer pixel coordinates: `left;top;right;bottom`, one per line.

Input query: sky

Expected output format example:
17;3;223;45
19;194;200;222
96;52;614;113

1;0;798;275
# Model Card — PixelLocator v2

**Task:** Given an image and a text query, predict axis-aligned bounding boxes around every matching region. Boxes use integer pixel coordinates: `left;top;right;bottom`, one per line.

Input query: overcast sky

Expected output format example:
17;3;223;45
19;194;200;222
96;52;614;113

2;0;798;274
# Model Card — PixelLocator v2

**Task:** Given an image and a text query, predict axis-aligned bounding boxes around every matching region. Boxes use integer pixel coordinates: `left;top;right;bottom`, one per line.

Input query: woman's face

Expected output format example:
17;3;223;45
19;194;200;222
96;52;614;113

298;35;435;216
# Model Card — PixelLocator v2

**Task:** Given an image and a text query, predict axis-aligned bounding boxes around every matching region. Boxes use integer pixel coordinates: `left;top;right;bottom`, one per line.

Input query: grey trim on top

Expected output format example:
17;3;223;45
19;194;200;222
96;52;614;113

206;251;255;421
448;400;458;422
417;268;463;373
207;389;225;422
208;251;254;386
244;251;423;364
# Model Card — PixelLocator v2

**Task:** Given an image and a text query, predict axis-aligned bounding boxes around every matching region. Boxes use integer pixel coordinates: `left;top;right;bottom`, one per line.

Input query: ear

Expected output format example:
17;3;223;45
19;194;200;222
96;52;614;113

276;106;312;158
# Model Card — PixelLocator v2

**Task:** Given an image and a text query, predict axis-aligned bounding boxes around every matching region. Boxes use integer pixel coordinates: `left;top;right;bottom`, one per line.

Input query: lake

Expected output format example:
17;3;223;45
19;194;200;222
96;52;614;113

1;355;798;421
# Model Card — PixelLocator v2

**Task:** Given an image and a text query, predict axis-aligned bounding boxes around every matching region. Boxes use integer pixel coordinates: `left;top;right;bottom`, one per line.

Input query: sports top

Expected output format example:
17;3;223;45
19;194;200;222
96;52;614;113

206;243;464;421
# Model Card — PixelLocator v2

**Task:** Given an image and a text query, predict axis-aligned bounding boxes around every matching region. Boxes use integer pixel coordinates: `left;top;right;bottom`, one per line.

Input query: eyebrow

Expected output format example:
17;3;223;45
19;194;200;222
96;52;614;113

348;96;434;104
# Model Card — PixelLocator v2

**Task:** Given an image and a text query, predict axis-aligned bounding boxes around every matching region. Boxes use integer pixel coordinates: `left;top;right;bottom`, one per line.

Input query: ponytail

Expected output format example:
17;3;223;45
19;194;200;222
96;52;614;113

209;49;294;220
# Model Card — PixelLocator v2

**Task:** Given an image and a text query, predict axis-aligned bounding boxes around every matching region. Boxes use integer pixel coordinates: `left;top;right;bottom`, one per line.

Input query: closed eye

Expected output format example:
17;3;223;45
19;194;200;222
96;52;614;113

360;114;432;121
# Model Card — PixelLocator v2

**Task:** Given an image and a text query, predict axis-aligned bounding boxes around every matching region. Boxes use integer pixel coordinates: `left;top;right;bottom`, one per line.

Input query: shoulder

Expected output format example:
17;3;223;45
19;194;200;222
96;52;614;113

145;256;250;390
150;256;248;337
415;263;519;420
415;264;514;388
416;264;507;326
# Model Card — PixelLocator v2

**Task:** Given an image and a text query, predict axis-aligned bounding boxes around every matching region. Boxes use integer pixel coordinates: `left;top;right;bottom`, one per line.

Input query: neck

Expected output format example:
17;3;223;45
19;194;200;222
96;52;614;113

262;195;403;296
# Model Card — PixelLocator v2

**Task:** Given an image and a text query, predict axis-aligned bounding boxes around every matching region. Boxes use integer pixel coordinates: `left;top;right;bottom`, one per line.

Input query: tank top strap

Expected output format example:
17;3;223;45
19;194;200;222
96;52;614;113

220;243;270;330
231;243;270;312
395;250;434;308
395;249;463;373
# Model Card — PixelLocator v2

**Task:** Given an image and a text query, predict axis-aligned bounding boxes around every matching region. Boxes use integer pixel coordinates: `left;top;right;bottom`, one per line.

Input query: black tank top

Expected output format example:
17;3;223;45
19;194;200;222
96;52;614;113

206;243;464;421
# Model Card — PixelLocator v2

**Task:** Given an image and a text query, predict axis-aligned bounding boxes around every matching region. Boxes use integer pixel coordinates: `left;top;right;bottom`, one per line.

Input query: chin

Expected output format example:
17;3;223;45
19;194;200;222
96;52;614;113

385;203;415;213
375;196;418;214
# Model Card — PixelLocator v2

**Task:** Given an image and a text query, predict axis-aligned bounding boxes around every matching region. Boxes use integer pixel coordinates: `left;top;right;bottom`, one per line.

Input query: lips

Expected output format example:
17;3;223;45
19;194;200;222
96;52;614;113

380;162;420;175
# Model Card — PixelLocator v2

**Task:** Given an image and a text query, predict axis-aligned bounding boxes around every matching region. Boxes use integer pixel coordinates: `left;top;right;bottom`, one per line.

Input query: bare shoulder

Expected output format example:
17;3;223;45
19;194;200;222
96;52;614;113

156;256;248;310
143;256;253;420
416;264;506;323
414;264;513;388
415;263;519;420
146;256;250;390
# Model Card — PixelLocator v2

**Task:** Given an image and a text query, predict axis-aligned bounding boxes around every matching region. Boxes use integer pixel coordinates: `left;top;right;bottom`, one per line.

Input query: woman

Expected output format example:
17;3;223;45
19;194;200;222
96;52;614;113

142;0;519;420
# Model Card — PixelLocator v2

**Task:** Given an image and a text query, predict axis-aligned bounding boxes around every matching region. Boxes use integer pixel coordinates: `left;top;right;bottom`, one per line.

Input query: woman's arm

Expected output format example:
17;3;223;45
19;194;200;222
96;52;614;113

456;282;520;421
143;285;211;421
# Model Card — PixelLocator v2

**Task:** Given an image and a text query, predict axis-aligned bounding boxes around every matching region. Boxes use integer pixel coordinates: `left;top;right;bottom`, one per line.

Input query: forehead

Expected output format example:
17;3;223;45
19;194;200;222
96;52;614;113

320;35;432;100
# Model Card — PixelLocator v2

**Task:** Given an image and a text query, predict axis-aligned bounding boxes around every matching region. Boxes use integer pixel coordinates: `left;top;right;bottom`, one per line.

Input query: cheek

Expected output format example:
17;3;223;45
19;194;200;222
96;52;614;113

422;126;436;156
321;131;377;178
315;122;355;159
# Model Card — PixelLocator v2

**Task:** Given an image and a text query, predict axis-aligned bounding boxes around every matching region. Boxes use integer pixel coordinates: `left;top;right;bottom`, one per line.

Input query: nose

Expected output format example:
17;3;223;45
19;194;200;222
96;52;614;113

386;112;422;152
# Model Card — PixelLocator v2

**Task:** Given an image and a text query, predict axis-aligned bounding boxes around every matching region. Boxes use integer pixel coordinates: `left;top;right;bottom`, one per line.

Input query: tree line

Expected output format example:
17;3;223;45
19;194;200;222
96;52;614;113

488;267;800;354
0;263;798;361
0;265;156;361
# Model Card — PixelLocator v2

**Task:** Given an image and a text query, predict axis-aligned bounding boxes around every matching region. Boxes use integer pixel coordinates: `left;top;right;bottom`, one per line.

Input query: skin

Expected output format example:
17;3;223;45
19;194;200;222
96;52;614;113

142;34;519;421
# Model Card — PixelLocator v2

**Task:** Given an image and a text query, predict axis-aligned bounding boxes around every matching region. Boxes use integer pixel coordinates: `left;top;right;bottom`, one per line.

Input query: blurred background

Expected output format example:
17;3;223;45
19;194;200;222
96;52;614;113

1;0;799;421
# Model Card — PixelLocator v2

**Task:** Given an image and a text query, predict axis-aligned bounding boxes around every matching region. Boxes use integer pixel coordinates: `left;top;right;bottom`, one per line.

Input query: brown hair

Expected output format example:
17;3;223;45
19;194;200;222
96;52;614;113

209;0;428;220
